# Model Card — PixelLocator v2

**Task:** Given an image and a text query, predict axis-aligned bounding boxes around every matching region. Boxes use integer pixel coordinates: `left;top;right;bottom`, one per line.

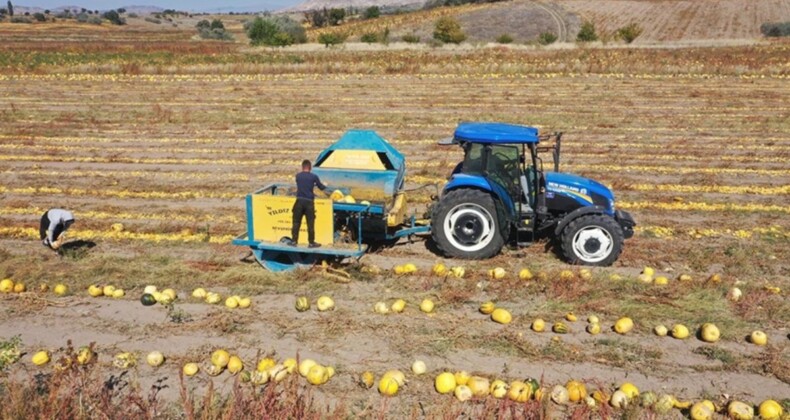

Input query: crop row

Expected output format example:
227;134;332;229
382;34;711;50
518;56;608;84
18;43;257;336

1;223;785;246
3;203;788;242
8;99;786;117
638;225;790;240
3;154;789;177
3;144;786;165
0;226;233;245
4;135;788;151
2;42;787;75
625;184;790;196
2;168;251;182
4;181;790;212
0;186;238;200
3;184;787;212
618;201;790;214
0;207;242;224
6;168;787;196
1;72;787;82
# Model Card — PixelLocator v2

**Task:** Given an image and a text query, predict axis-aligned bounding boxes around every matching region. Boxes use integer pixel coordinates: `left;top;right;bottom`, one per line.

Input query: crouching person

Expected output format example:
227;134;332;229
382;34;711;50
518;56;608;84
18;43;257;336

40;208;75;250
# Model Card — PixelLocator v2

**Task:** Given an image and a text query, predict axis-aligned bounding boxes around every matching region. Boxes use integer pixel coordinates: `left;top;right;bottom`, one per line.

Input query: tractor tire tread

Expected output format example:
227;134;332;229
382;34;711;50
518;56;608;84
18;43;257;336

431;189;505;259
560;213;624;266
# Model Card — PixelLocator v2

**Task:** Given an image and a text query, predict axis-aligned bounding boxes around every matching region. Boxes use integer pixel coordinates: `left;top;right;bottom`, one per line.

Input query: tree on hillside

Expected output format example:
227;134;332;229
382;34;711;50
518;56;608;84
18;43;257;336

433;16;466;44
196;18;232;40
103;9;125;25
363;6;380;19
318;32;346;47
616;23;643;43
328;7;345;25
576;21;598;42
7;0;13;16
246;16;305;46
309;10;327;27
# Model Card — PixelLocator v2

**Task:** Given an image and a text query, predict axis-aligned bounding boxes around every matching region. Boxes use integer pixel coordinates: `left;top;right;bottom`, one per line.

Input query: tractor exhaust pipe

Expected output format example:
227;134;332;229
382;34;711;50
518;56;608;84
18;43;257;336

553;132;562;172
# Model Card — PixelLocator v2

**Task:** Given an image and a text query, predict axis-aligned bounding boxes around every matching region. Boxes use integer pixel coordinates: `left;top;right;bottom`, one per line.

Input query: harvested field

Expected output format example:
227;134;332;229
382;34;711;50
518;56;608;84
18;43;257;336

0;20;788;418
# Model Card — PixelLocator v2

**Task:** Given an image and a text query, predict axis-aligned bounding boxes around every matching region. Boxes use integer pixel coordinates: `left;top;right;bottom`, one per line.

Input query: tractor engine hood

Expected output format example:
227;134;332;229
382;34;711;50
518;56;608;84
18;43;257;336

545;172;616;214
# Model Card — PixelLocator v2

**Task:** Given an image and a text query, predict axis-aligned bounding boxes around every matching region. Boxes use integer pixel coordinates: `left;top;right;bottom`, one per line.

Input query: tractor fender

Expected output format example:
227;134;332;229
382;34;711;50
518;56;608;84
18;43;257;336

444;174;516;221
443;173;492;195
553;205;608;236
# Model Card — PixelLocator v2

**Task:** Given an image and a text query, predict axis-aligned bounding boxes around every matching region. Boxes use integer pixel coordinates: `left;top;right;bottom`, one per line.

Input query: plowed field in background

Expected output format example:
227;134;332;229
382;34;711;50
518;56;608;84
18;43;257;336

559;0;790;41
0;23;788;417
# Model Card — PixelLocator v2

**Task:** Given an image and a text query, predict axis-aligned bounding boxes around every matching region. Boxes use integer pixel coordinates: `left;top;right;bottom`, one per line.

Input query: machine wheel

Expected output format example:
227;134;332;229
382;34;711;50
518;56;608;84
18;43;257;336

560;214;624;266
431;189;505;259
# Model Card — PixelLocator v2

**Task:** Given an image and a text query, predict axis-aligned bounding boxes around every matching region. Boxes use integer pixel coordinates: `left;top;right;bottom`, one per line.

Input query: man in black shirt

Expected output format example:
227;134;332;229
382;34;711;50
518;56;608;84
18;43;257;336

291;159;326;248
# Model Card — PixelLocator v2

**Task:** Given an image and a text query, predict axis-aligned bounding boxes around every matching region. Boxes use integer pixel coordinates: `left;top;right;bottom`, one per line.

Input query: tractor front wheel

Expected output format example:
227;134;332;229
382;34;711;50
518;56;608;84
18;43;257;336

431;189;505;259
560;214;624;266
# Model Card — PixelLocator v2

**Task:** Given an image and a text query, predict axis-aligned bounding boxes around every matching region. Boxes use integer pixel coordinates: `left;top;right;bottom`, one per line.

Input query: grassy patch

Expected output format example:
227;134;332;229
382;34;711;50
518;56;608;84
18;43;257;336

691;345;737;365
592;338;663;369
477;330;539;358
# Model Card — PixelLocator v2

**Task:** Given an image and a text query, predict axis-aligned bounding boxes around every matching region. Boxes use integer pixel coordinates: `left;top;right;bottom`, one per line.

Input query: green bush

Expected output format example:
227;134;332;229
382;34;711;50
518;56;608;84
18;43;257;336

199;27;233;40
328;8;345;25
363;6;380;19
197;18;233;40
102;10;125;25
361;32;379;43
760;21;790;37
246;16;306;46
247;18;278;45
33;12;45;21
576;21;597;42
361;29;390;44
318;32;346;47
433;16;466;44
496;34;513;44
616;23;643;43
401;33;420;43
538;32;557;45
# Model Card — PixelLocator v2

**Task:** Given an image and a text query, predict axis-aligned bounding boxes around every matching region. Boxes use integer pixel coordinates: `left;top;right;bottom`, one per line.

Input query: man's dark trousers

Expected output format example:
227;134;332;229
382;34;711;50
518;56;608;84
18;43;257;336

291;198;315;244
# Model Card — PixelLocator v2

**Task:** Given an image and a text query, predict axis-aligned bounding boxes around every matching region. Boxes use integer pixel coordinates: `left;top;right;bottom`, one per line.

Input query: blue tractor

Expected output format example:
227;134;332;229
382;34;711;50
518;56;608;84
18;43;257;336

430;122;635;266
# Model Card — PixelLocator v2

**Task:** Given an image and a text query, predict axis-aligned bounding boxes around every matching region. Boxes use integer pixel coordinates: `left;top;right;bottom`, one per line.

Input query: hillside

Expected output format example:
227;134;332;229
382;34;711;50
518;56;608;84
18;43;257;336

287;0;423;12
307;1;579;43
559;0;790;41
303;0;789;43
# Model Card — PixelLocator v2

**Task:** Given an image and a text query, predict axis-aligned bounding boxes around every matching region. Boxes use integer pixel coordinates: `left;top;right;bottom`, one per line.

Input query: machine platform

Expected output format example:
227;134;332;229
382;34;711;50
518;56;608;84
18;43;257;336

232;235;368;272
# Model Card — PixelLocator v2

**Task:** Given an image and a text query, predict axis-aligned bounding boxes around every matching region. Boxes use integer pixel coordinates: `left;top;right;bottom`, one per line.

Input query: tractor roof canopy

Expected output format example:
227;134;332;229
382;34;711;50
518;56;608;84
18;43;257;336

453;122;540;144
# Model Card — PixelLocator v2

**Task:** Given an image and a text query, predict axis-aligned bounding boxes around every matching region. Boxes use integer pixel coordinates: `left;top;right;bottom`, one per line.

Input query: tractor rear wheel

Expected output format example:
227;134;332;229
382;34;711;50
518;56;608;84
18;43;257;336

560;214;624;266
431;189;505;259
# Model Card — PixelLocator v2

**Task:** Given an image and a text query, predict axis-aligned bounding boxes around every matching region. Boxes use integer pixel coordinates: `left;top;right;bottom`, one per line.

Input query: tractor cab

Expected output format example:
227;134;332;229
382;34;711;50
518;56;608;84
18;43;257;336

433;122;635;266
453;131;547;215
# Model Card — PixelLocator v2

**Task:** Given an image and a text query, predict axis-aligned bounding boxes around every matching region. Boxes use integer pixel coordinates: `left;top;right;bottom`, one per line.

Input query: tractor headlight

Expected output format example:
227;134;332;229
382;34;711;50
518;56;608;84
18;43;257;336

609;199;615;211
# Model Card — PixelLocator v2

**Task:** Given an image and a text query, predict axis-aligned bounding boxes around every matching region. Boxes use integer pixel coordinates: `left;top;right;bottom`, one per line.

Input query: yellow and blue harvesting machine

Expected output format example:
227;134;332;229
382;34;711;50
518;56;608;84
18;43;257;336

233;130;429;271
